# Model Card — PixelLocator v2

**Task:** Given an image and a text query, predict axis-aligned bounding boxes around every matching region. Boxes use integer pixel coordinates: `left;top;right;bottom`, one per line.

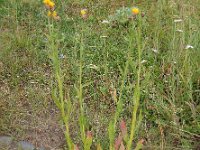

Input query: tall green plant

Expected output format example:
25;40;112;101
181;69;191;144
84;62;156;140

47;22;74;149
108;8;144;150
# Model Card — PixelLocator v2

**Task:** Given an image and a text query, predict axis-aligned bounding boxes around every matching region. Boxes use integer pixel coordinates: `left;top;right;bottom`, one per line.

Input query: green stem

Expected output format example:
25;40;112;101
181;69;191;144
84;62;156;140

127;15;142;150
48;22;73;150
79;35;86;145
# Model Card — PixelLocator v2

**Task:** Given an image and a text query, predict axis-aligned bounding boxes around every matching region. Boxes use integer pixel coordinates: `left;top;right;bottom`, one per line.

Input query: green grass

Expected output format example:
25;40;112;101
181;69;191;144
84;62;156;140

0;0;199;149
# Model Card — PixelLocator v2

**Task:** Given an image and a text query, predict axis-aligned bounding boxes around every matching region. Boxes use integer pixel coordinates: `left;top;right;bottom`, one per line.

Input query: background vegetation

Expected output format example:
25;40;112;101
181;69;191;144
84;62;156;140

0;0;199;149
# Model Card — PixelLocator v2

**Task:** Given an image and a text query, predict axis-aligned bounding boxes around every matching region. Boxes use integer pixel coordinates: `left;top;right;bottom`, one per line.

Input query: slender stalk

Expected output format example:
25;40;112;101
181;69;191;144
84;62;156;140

108;28;135;150
79;33;86;147
127;14;142;150
48;21;73;150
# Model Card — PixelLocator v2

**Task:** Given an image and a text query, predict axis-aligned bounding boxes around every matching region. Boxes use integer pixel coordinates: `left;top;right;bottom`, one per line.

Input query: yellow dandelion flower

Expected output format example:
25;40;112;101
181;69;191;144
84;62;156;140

80;9;87;16
52;11;57;17
132;7;139;15
47;10;52;17
48;1;55;8
43;0;51;5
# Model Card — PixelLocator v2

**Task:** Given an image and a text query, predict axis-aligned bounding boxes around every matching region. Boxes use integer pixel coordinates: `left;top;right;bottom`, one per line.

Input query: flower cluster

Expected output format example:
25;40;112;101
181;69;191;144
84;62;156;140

43;0;60;20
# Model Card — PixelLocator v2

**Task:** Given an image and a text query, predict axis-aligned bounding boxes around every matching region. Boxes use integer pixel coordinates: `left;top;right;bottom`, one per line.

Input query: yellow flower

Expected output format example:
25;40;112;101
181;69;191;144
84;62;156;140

43;0;51;5
44;0;59;20
47;11;57;17
47;10;52;17
52;11;57;17
48;1;55;8
132;7;139;15
43;0;55;9
80;9;87;16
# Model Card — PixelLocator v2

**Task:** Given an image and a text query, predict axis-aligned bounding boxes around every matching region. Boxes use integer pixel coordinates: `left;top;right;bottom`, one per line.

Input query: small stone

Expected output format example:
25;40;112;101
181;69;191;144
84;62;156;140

18;141;35;150
0;136;13;148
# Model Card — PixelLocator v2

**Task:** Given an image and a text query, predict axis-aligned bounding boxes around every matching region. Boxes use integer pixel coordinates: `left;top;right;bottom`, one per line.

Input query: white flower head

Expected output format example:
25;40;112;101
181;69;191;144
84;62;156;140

185;45;194;49
176;29;183;33
59;53;65;59
87;64;99;70
141;60;147;64
152;48;159;53
174;19;183;23
100;35;108;38
102;20;110;24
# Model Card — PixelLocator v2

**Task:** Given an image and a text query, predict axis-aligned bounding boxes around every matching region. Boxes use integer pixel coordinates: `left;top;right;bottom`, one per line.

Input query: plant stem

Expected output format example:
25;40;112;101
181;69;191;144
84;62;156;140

127;15;142;150
48;21;73;150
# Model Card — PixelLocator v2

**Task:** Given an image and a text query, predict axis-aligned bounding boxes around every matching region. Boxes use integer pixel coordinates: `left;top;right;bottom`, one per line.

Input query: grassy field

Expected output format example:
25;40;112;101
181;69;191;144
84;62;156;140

0;0;200;149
